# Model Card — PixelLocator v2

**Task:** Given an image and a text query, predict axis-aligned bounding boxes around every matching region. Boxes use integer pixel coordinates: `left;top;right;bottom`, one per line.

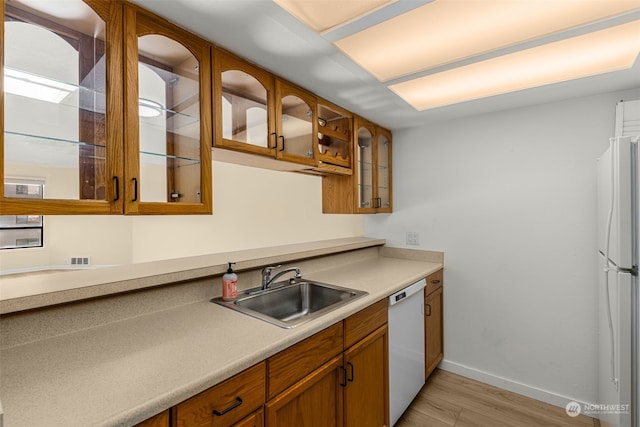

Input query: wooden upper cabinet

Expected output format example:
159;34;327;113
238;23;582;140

275;80;317;167
214;49;276;157
1;0;212;215
123;4;212;214
355;117;392;213
322;117;392;214
213;50;318;168
1;0;124;215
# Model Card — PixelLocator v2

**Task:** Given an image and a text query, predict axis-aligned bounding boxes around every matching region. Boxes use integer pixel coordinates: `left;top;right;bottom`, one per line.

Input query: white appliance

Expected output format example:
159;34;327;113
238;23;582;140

388;278;426;426
597;133;639;427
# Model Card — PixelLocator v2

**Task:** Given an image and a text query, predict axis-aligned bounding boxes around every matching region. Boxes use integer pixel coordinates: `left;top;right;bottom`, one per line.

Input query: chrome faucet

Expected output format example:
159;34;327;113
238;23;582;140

261;265;302;290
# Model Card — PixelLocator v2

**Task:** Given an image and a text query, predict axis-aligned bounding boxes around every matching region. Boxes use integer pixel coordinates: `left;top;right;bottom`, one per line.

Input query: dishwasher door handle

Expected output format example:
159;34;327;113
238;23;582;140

388;279;426;306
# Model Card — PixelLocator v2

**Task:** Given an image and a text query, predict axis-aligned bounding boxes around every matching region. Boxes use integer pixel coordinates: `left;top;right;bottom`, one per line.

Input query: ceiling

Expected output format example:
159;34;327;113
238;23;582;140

129;0;640;131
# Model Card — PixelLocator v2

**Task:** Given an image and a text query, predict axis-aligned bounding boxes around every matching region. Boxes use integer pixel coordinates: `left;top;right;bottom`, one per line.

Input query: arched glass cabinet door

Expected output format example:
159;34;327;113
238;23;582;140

1;0;123;215
276;81;317;166
123;4;212;214
356;122;375;212
215;49;275;157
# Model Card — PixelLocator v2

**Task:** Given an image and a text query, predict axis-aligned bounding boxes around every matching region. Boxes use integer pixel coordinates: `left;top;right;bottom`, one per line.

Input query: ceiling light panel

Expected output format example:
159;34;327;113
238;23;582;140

334;0;640;82
273;0;397;33
389;21;640;111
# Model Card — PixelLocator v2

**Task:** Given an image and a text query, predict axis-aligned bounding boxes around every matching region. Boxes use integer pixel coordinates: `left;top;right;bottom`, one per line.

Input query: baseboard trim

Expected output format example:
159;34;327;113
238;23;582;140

438;359;595;410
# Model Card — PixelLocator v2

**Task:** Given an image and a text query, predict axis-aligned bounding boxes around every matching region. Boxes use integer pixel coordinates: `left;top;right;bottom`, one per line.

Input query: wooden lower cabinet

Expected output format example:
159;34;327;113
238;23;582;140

135;410;169;427
266;300;389;427
234;408;264;427
141;301;391;427
425;270;444;379
265;355;344;427
174;362;266;427
343;325;389;427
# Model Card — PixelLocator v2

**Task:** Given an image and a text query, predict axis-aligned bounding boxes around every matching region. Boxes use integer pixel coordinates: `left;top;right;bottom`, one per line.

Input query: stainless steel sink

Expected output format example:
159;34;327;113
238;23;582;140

212;279;368;328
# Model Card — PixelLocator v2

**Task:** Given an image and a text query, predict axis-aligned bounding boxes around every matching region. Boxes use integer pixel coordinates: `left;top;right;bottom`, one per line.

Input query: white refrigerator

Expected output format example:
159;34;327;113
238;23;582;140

597;134;639;427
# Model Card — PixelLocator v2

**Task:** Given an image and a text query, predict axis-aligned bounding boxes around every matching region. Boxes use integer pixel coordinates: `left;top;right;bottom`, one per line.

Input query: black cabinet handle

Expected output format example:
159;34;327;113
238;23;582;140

279;135;285;151
426;303;432;317
347;362;354;382
270;132;277;149
212;397;243;416
431;279;441;285
131;178;138;202
112;176;119;202
339;365;347;387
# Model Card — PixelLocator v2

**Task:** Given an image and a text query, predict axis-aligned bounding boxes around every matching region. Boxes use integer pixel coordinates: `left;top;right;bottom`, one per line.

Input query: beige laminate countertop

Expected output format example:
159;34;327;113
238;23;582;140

0;255;441;427
0;237;386;314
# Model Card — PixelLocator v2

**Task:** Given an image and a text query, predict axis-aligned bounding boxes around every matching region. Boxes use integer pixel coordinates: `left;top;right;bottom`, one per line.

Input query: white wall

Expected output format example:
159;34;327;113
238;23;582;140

0;160;364;270
365;88;640;407
130;160;364;263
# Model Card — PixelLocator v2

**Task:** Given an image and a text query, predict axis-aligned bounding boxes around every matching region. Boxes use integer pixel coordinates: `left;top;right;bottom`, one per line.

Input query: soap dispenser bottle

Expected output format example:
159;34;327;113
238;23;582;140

222;262;238;301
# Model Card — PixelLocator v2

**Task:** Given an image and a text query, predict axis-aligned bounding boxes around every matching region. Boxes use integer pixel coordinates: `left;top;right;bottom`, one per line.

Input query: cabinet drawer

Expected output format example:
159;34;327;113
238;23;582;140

135;410;169;427
344;299;387;349
267;322;343;399
175;362;266;427
426;269;443;296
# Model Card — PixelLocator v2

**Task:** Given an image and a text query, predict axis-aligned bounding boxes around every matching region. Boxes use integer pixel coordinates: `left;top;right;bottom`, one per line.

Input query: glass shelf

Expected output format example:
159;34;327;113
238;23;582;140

4;130;106;149
140;150;201;166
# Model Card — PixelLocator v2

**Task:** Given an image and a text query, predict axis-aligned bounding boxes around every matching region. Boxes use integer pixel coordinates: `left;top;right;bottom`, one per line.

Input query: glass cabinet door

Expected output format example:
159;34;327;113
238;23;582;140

1;0;123;214
317;102;352;169
276;81;317;166
215;50;275;156
124;5;211;214
376;130;392;211
356;124;374;211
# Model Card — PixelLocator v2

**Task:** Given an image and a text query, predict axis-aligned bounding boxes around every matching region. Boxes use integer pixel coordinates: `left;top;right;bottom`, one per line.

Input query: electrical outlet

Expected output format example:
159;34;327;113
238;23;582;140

406;232;420;246
70;256;90;266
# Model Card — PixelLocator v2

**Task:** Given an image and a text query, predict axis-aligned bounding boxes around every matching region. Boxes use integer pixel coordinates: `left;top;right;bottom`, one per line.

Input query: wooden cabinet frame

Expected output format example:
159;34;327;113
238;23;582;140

274;80;317;167
123;3;212;215
425;269;444;379
213;49;276;158
0;0;124;215
322;117;393;214
1;1;212;215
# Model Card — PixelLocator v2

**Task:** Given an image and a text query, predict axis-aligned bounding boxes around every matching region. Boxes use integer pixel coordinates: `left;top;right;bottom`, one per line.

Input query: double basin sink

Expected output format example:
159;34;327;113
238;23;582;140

213;279;368;328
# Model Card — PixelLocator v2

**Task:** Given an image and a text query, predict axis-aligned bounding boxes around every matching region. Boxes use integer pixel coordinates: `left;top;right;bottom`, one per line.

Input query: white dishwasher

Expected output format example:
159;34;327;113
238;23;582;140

388;278;426;426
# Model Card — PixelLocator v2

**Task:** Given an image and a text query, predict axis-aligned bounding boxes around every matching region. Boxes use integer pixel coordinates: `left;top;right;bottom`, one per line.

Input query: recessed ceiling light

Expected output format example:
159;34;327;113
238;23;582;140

273;0;397;34
388;21;640;111
334;0;640;81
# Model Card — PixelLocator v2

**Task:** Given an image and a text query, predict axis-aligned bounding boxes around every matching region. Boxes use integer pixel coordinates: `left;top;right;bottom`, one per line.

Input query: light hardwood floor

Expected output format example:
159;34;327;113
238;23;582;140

395;369;600;427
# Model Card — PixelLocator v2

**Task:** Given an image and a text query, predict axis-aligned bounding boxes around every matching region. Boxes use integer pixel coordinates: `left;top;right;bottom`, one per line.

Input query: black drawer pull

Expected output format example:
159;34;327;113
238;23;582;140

431;279;441;284
212;397;243;416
